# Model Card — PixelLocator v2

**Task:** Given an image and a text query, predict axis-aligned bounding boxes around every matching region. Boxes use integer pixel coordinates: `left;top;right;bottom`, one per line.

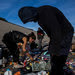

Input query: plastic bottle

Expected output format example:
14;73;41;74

0;48;2;68
4;69;12;75
39;57;46;70
2;57;5;67
0;48;2;59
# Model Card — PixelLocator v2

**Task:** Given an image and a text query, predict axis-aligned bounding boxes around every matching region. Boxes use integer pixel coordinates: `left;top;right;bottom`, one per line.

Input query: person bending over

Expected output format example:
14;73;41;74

2;30;36;65
18;5;74;75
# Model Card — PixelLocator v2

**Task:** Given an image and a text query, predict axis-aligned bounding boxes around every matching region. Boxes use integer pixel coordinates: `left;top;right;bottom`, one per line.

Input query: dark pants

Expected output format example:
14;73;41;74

50;55;67;75
49;31;74;75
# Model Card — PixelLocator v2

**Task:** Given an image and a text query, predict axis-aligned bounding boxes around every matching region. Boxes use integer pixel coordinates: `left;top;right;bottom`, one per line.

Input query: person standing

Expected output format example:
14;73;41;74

18;5;74;75
37;27;45;49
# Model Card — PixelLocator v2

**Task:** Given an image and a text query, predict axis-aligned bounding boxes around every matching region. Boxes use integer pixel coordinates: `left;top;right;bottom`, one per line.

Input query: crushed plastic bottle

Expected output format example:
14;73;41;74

4;69;12;75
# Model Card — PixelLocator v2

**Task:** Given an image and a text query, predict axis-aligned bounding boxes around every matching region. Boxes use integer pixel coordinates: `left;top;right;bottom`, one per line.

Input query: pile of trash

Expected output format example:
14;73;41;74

66;58;75;73
0;44;51;75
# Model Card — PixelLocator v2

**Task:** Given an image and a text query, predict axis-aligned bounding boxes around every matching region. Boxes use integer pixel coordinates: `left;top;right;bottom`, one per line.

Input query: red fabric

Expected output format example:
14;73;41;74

38;33;42;35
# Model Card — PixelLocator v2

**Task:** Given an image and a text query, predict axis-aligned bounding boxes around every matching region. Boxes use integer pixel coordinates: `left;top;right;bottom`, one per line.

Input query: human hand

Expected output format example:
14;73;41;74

26;53;33;61
41;34;43;35
30;56;33;61
23;49;26;52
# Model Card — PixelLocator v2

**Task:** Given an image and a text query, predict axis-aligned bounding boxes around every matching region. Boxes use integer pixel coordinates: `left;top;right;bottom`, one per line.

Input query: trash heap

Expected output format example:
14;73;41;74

0;45;51;75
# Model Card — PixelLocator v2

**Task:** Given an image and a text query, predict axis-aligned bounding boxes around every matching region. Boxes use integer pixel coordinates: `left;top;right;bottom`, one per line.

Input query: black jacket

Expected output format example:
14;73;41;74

37;5;74;55
2;31;28;44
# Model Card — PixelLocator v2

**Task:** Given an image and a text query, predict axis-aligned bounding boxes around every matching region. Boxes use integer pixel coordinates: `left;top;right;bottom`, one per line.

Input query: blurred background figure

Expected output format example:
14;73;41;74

37;27;45;50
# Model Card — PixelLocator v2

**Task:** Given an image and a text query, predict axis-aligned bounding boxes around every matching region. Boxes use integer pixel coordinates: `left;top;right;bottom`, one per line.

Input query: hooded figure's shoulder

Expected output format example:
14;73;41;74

38;5;55;11
38;5;60;13
37;5;58;15
38;5;53;8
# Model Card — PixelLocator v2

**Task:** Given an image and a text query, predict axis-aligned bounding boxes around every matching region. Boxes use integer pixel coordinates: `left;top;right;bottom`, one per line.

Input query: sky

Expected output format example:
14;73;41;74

0;0;75;31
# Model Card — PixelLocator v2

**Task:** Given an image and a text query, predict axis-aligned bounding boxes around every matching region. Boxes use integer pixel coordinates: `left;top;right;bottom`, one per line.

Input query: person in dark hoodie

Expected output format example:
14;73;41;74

2;30;36;66
18;5;74;75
